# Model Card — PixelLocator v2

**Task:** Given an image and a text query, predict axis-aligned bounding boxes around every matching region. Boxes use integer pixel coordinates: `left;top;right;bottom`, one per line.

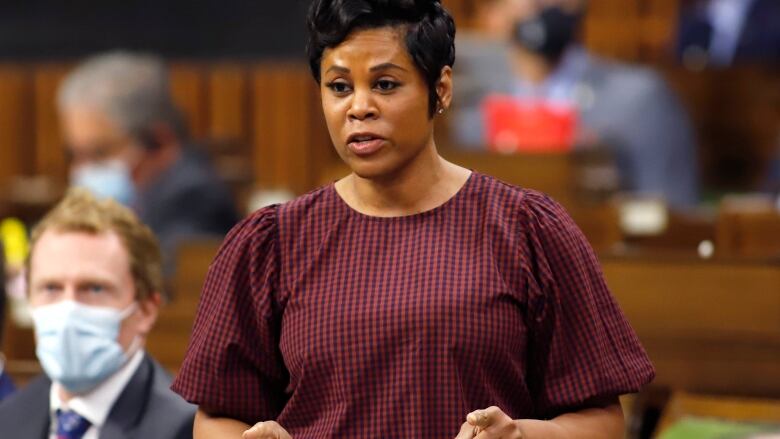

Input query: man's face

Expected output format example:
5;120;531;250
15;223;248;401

60;106;143;175
28;230;158;351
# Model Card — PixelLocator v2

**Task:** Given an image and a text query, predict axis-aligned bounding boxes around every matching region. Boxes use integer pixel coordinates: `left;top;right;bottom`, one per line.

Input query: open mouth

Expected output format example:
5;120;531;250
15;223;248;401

347;133;385;156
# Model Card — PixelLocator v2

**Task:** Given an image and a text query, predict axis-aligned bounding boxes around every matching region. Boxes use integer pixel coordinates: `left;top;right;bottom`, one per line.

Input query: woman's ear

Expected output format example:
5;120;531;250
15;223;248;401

436;66;453;113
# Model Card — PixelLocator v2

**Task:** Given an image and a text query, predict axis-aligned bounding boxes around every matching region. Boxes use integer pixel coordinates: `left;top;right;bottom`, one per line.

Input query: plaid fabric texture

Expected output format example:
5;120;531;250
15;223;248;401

172;172;654;437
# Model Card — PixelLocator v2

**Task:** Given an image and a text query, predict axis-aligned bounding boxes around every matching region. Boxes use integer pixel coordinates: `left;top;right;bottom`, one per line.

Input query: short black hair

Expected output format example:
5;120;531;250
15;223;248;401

307;0;456;117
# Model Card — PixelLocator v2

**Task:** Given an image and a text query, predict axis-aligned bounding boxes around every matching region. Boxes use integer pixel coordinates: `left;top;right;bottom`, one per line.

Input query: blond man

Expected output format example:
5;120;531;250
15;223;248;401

0;189;194;439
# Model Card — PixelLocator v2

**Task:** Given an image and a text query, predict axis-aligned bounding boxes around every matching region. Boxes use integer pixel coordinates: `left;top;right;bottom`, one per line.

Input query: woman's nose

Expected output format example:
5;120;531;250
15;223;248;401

347;88;378;121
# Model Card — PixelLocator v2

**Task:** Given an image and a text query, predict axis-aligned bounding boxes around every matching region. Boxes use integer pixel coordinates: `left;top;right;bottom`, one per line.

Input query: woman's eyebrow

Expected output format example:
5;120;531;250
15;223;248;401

325;63;408;75
369;62;408;73
325;65;350;74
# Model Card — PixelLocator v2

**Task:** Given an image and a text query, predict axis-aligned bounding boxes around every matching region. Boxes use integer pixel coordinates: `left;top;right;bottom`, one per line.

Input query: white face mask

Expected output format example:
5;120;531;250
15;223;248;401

31;300;138;394
70;159;137;207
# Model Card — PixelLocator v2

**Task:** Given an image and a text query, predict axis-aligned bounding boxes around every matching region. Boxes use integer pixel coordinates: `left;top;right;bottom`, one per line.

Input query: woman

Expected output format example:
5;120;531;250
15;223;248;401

172;1;654;437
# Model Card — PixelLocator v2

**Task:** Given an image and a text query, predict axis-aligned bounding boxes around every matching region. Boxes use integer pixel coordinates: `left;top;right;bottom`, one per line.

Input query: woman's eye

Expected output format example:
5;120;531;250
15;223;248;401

326;82;351;94
375;80;399;91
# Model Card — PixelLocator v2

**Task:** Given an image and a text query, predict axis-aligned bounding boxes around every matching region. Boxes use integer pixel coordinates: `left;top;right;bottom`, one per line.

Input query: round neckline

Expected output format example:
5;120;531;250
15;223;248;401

331;171;477;221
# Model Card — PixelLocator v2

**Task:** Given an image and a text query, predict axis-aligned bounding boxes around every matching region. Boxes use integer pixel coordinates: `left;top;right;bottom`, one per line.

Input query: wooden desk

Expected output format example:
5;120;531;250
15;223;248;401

717;208;780;259
146;239;222;372
601;253;780;398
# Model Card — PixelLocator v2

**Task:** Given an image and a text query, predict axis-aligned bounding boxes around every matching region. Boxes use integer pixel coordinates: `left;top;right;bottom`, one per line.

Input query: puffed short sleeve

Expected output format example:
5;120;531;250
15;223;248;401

171;206;288;424
518;191;654;419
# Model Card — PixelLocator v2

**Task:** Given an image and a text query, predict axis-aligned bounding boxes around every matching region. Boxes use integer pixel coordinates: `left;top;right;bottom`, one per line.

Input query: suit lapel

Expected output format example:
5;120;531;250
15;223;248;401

10;375;52;439
99;355;153;439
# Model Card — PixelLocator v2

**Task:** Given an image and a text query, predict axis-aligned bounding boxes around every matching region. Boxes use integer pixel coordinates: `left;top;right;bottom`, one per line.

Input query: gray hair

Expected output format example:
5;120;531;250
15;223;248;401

58;51;186;141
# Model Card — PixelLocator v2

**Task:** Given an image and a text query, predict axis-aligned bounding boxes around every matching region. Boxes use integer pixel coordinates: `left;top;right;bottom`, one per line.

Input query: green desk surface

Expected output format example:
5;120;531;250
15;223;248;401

660;417;780;439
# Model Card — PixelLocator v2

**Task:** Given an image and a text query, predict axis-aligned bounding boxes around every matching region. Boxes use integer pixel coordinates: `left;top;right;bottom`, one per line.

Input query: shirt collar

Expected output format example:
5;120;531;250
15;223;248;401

706;0;756;64
49;349;145;428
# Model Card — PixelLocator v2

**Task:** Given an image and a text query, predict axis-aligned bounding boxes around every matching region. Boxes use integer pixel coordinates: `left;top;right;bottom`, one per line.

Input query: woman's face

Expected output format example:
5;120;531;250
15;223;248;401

320;26;451;180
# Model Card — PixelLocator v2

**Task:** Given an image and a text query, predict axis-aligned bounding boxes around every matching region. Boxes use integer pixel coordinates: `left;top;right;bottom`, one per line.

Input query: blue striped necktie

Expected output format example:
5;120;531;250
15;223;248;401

56;409;91;439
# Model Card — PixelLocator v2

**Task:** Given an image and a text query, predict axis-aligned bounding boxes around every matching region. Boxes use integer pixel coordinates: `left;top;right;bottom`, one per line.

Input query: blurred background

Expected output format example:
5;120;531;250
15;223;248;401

0;1;778;437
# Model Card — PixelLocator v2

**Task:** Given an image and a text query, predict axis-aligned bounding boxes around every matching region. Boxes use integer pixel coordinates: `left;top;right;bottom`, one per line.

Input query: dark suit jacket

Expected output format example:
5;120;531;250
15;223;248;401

135;147;240;274
677;0;780;65
0;354;194;439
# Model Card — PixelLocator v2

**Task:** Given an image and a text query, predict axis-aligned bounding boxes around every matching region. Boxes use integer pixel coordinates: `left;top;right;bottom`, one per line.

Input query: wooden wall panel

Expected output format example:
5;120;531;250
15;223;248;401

32;65;70;181
250;64;317;195
275;66;313;195
250;67;278;188
169;64;207;140
0;65;33;184
267;67;299;190
207;64;248;145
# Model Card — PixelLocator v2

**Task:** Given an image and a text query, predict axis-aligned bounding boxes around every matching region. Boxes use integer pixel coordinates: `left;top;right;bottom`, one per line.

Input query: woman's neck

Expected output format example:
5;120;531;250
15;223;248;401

337;142;471;217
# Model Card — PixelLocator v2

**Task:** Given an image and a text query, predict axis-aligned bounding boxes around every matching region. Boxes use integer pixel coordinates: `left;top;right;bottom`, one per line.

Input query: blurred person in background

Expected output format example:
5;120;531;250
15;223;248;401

0;244;16;402
451;0;700;209
452;0;519;121
0;189;194;438
58;51;240;271
677;0;780;68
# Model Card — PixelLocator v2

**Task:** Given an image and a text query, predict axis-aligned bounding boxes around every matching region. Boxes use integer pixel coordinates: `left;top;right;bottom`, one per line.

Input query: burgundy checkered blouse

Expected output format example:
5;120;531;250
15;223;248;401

172;172;654;437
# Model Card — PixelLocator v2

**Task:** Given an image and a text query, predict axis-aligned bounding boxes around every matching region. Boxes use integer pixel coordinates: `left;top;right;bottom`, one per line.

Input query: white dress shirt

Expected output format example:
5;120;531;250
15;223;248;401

48;350;145;439
707;0;756;65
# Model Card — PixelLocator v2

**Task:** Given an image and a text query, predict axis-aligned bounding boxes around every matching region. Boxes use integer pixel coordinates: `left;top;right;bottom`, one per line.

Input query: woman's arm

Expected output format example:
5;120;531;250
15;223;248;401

456;400;624;439
195;409;293;439
517;403;624;439
194;408;251;438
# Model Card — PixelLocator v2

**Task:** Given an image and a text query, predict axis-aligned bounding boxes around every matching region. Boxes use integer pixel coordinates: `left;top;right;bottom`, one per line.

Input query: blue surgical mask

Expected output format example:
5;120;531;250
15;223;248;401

71;160;137;207
31;300;137;394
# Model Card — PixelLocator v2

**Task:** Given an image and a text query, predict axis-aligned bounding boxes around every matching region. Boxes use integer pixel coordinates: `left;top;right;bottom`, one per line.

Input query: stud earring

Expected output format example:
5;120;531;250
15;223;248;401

437;108;445;115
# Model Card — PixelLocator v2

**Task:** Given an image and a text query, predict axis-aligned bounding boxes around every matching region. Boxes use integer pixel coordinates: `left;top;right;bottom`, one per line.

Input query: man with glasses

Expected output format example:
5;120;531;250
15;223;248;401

58;51;239;272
